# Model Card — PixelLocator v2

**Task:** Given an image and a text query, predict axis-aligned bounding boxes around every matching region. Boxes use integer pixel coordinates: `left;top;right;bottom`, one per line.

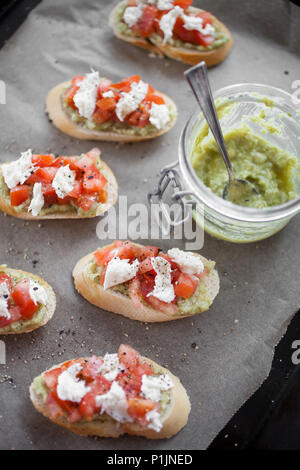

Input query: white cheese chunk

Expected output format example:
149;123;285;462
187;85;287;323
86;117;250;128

182;13;215;36
149;103;170;130
104;257;139;290
149;256;175;303
159;6;183;44
102;90;114;98
100;353;125;382
157;0;174;10
141;373;174;402
95;381;132;423
0;298;10;320
123;5;144;27
2;149;38;189
52;164;76;199
116;80;149;122
167;248;204;275
57;363;91;403
73;71;100;119
146;408;162;432
29;280;48;306
0;282;10;299
28;182;44;217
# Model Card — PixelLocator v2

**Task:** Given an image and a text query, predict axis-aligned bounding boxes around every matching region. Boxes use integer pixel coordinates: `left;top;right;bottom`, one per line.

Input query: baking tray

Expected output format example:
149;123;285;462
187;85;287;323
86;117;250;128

0;0;300;450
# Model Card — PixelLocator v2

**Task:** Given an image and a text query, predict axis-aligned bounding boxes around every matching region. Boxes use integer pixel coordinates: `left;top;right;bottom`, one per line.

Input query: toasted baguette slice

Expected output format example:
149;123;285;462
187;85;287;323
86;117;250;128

46;81;177;143
0;267;56;335
109;2;233;67
73;243;220;322
30;355;191;439
0;158;118;220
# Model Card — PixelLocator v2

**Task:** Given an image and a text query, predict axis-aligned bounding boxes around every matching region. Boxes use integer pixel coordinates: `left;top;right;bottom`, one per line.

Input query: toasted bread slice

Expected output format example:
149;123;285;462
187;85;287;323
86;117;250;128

0;158;118;220
109;2;233;67
73;243;220;322
30;356;191;439
46;81;177;143
0;267;56;335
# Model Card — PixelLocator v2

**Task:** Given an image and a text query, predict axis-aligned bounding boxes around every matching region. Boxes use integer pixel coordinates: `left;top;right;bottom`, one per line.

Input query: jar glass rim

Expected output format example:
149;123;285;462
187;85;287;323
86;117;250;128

179;82;300;223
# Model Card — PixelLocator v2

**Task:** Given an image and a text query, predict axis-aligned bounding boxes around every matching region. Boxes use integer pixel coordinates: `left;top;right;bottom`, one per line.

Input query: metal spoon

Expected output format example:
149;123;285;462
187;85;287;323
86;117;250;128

184;62;258;205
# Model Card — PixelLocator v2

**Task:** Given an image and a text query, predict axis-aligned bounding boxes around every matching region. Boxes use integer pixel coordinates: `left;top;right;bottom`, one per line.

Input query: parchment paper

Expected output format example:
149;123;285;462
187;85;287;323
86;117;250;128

0;0;299;450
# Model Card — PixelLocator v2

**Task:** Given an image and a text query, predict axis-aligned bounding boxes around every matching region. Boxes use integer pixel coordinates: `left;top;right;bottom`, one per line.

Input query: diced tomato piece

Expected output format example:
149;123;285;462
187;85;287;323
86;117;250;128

113;241;136;261
111;75;141;93
128;398;156;422
136;362;154;377
11;279;38;320
86;148;101;163
58;196;71;205
126;110;150;127
74;155;96;173
35;167;58;183
76;194;97;212
10;185;30;207
97;79;113;99
64;86;79;109
118;344;140;369
132;5;158;38
98;189;108;203
68;181;82;199
46;392;64;420
117;371;143;398
79;376;111;419
174;0;193;10
96;97;116;113
137;246;159;261
31;154;55;167
147;94;165;105
0;273;12;291
0;306;22;328
137;273;156;299
71;75;84;87
83;168;107;194
138;257;155;275
146;295;178;315
67;408;82;423
61;156;81;171
173;15;214;46
94;246;115;266
174;272;198;299
81;356;103;379
44;367;63;390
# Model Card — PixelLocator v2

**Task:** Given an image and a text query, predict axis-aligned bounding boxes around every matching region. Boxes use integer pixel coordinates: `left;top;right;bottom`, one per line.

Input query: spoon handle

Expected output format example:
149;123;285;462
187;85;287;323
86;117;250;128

184;62;234;180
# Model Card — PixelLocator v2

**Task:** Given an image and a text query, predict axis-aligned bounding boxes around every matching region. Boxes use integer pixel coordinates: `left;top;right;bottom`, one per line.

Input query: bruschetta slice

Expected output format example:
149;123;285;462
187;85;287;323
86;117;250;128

46;71;177;142
109;1;233;67
30;344;191;439
73;240;219;322
0;148;118;220
0;265;56;335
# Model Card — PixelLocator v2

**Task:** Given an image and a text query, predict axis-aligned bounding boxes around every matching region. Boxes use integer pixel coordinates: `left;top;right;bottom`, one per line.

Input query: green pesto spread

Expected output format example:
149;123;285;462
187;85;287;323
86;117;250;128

191;99;299;208
113;1;230;51
87;258;215;316
0;266;47;334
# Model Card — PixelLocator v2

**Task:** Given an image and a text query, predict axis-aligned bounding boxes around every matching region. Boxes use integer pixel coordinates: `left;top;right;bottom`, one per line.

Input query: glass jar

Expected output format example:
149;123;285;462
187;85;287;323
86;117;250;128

171;84;300;243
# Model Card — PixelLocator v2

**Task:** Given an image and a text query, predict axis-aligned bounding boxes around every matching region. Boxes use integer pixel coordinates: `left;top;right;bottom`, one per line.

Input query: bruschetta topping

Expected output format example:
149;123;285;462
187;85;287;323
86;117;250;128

0;272;47;328
1;148;108;216
122;0;216;47
63;74;171;130
94;241;208;313
41;345;174;431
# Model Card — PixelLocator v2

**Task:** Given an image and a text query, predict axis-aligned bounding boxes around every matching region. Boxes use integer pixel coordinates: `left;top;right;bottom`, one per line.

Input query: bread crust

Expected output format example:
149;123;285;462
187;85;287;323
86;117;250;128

0;267;56;335
46;81;177;143
109;2;233;66
73;243;220;322
30;356;191;439
0;159;118;220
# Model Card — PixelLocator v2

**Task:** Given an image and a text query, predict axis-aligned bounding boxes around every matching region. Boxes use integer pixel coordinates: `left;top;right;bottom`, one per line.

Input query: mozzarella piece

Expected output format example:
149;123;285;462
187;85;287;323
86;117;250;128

29;280;48;306
28;182;44;217
0;298;10;320
104;257;139;290
159;6;183;44
2;149;38;189
182;13;215;36
100;353;125;382
149;103;170;130
57;363;91;403
141;373;174;402
0;282;9;299
73;71;100;119
146;408;162;432
52;164;76;199
116;80;149;122
149;256;175;303
96;381;132;423
123;5;144;27
102;90;114;98
167;248;204;275
157;0;174;10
